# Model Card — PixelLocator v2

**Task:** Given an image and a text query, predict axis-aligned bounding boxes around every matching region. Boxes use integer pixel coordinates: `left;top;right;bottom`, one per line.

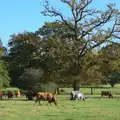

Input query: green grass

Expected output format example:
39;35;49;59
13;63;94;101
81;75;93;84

60;84;120;95
0;96;120;120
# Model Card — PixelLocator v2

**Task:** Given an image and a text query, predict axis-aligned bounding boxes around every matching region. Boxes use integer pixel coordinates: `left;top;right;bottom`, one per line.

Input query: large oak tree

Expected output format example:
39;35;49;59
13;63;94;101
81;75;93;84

41;0;120;90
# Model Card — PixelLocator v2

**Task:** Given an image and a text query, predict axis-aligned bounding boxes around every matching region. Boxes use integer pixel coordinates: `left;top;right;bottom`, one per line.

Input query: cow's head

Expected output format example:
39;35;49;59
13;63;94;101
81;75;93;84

54;100;58;105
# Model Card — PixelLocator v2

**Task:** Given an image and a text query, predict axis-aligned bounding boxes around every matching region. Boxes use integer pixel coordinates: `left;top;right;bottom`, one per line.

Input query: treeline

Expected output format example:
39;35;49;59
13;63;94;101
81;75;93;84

1;0;120;91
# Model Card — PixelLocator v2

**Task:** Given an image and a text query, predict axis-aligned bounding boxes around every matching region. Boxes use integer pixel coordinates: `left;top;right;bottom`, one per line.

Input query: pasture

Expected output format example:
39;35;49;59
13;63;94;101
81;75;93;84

0;96;120;120
60;84;120;95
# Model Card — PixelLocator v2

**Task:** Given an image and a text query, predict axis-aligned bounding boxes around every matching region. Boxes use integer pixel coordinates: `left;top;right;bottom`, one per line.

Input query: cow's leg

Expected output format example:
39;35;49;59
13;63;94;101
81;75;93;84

83;97;85;101
79;97;82;101
70;92;74;100
77;96;81;100
49;101;52;106
26;95;28;99
0;96;2;99
38;100;42;106
111;95;113;99
34;98;38;106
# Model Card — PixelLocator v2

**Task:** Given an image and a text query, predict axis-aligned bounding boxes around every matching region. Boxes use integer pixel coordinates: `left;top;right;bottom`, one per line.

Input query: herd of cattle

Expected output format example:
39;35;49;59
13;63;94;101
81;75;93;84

0;90;20;99
0;90;59;105
0;89;114;105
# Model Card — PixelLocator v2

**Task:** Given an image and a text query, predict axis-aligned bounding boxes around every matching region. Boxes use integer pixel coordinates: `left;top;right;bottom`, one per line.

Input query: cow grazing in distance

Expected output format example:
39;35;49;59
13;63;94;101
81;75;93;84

70;91;86;101
26;91;37;100
14;90;21;98
7;91;14;99
74;92;86;101
101;91;113;99
34;92;58;105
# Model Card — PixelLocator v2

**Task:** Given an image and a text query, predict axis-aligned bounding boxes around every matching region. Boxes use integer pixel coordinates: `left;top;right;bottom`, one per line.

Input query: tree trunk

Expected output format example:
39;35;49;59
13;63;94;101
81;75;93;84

56;88;60;95
73;80;80;91
91;86;93;95
111;84;114;87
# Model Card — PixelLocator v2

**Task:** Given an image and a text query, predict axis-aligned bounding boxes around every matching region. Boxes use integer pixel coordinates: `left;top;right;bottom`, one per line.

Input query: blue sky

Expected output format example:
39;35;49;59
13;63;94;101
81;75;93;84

0;0;120;47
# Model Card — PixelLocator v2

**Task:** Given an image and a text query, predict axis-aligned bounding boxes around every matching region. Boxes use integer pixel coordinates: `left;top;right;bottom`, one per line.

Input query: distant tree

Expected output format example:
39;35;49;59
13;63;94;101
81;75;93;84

7;32;41;87
41;0;120;90
0;39;11;88
0;61;11;88
106;72;120;87
100;43;120;87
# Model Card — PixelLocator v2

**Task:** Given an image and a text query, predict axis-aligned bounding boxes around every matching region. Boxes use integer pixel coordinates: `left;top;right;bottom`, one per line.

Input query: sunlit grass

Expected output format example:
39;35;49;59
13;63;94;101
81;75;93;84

0;96;120;120
60;84;120;95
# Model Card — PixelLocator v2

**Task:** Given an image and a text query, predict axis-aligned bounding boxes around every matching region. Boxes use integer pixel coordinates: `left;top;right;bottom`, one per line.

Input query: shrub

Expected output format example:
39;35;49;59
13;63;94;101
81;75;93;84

2;87;20;94
32;82;58;93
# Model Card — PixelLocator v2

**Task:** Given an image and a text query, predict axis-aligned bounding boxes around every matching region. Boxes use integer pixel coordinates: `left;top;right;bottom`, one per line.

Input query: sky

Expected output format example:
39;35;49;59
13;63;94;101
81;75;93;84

0;0;120;47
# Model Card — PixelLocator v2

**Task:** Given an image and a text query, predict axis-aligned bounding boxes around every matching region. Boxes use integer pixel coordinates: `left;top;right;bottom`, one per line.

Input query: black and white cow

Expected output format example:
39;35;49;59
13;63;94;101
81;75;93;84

70;91;86;101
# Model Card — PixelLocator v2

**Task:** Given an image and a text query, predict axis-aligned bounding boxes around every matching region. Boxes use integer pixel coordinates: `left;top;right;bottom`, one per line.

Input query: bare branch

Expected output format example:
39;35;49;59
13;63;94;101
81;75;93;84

41;0;120;63
42;1;75;31
80;8;116;39
61;0;72;7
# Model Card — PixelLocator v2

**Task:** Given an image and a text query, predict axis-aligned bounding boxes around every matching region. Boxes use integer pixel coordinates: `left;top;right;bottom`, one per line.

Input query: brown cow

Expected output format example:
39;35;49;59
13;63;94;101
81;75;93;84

34;92;58;105
101;91;113;99
8;91;14;99
14;90;21;98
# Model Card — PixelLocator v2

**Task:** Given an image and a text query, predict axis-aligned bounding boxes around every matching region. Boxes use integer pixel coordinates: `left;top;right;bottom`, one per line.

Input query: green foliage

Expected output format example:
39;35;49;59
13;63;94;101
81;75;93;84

0;40;11;88
0;39;6;56
36;21;74;40
0;61;11;88
99;44;120;73
106;72;120;87
6;32;41;87
99;43;120;86
8;32;40;68
32;82;57;93
20;67;43;89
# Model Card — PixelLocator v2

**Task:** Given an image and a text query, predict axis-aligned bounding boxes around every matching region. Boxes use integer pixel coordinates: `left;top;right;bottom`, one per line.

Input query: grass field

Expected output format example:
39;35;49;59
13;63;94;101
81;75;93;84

60;84;120;95
0;96;120;120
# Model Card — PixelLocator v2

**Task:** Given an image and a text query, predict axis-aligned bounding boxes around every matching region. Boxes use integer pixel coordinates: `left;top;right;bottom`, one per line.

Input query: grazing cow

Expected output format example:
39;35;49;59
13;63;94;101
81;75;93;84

26;91;37;100
35;92;58;105
14;90;21;98
7;91;14;99
0;90;3;99
70;91;86;101
74;92;86;101
101;91;113;99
